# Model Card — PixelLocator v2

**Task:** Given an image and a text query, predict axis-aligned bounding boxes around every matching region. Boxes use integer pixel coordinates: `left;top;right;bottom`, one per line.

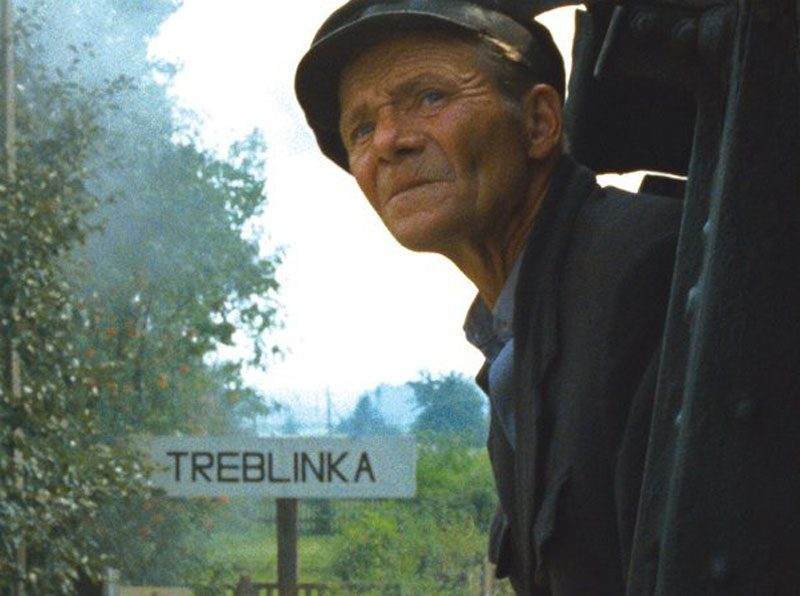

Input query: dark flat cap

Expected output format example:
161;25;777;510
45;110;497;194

295;0;564;171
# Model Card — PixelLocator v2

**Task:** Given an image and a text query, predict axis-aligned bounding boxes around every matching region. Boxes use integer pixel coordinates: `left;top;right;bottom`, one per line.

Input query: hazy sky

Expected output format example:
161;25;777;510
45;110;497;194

150;3;591;406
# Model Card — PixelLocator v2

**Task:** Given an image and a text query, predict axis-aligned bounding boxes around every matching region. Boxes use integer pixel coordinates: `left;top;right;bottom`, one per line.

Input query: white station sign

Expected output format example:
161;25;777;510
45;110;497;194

146;436;416;499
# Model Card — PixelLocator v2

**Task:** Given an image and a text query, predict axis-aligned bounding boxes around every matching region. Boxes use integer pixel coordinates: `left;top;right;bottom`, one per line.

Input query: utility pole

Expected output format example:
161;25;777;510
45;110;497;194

325;388;332;434
0;0;24;594
0;0;13;168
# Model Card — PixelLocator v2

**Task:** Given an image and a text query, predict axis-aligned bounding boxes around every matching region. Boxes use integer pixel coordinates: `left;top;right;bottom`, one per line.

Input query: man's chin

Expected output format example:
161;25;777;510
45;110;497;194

389;226;452;255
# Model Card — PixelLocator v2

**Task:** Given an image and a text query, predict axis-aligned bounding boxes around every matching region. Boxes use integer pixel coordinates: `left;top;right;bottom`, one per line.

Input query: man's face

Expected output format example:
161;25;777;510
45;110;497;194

338;32;532;255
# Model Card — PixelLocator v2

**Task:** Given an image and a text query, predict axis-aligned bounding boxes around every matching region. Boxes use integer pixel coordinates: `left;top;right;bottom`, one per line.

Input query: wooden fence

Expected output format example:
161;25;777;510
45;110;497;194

229;559;513;595
231;576;326;595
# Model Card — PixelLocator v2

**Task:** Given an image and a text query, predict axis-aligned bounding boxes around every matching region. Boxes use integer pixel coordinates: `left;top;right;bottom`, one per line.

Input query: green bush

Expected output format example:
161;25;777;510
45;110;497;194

328;438;496;594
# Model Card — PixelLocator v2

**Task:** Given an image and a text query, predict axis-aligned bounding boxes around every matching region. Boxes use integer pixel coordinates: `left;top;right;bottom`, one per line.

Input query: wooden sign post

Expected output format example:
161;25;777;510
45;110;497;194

276;499;298;596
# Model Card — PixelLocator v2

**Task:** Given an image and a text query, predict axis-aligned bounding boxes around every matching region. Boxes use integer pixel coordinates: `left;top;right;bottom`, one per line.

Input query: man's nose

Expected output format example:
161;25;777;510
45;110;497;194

372;109;423;162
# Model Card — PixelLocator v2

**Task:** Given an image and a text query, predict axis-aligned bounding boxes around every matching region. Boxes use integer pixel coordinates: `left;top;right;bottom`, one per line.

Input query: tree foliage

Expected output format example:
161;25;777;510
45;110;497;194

336;392;400;437
81;133;279;438
0;6;147;591
82;127;280;588
59;4;279;590
1;0;282;591
409;371;488;447
329;438;498;593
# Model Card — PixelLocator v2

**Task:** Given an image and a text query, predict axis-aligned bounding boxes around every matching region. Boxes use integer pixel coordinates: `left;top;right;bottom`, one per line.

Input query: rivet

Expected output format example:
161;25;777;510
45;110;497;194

631;12;660;39
672;18;698;52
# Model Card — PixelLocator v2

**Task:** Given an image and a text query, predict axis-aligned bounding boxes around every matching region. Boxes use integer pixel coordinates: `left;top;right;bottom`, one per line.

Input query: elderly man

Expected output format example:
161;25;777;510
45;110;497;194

295;1;681;593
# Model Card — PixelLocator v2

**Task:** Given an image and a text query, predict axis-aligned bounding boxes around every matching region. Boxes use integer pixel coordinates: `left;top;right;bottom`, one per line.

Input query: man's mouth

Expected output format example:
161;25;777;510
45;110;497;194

387;179;444;205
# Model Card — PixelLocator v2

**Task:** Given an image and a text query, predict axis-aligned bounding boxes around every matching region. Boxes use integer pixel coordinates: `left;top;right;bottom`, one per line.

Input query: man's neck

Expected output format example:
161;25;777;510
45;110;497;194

448;161;556;309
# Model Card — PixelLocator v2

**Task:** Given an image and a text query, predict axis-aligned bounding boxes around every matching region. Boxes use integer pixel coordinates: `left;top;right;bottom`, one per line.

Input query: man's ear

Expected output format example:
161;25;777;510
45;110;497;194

522;84;563;161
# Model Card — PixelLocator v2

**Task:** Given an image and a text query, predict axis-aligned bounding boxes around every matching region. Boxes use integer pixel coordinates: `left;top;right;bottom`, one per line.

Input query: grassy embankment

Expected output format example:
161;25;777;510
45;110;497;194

208;525;337;582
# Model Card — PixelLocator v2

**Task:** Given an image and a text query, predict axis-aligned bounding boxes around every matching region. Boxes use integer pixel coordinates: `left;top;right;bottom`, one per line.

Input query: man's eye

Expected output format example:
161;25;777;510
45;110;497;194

421;90;446;106
352;122;375;141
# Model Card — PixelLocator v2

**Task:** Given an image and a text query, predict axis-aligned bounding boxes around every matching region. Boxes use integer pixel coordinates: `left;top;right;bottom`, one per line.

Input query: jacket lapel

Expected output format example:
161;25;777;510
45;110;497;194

511;155;599;591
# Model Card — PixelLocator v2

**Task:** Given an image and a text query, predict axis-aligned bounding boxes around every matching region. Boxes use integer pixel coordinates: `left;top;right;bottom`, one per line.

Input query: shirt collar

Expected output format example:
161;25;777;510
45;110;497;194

492;254;522;342
463;252;524;359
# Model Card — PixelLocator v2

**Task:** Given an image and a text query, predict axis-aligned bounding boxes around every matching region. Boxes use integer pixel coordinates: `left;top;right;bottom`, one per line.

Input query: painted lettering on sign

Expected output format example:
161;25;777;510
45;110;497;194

146;436;415;498
164;450;376;484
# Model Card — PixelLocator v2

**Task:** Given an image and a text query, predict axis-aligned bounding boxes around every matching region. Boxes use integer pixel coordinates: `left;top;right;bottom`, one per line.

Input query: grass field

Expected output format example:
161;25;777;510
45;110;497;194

204;520;516;595
208;525;338;583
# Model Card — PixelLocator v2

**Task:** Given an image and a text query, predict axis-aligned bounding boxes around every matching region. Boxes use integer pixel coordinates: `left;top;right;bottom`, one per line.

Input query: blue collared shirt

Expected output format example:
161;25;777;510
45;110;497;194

463;256;523;448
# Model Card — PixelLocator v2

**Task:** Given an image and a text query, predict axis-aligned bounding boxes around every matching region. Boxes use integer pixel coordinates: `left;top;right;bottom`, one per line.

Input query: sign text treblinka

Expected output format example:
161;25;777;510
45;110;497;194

146;436;416;499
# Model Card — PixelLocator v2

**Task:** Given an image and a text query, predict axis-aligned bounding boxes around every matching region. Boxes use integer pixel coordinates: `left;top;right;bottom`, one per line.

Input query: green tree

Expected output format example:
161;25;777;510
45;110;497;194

329;438;498;593
336;393;400;437
1;0;282;591
0;6;147;592
279;410;303;435
68;35;279;596
82;132;278;589
409;371;488;447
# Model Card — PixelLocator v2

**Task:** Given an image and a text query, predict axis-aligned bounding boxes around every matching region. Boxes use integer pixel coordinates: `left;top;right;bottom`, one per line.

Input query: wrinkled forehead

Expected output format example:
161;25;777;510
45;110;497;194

323;21;478;110
337;32;488;139
338;29;482;101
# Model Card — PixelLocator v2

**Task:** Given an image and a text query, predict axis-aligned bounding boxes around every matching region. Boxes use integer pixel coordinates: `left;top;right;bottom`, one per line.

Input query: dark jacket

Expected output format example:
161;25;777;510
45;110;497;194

482;156;682;594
